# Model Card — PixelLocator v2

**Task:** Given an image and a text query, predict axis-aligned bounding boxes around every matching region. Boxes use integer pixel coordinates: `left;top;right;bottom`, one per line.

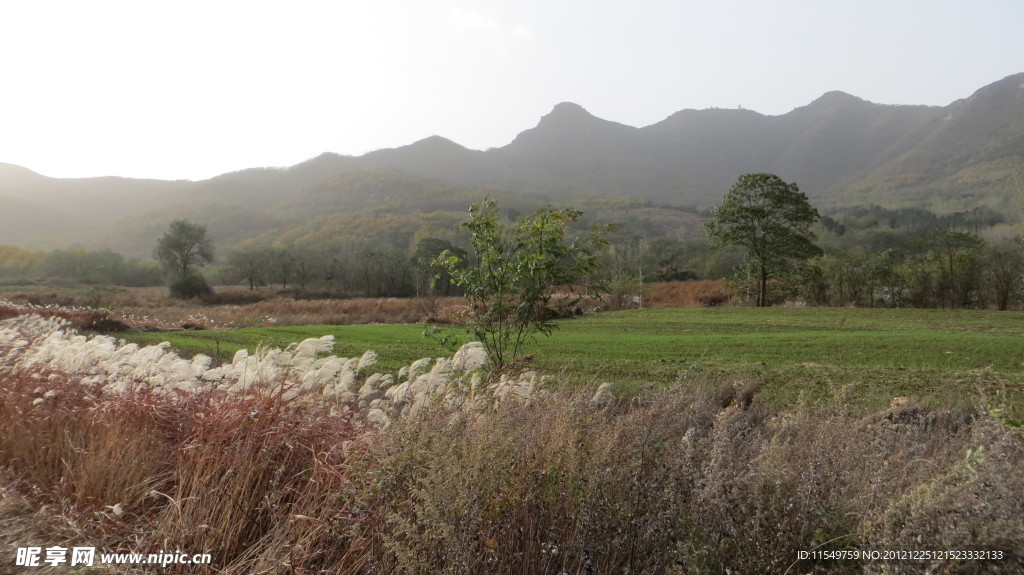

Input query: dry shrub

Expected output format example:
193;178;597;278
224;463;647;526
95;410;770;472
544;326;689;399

360;389;1023;574
646;280;735;308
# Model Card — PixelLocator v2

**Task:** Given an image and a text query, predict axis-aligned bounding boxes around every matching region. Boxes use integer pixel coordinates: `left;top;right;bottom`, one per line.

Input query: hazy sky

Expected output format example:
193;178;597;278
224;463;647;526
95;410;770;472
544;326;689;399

1;0;1021;181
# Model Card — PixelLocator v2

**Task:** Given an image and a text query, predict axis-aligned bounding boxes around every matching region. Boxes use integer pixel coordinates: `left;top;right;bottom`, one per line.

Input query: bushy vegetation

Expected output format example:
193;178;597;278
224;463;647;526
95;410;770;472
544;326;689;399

168;272;214;300
437;199;610;371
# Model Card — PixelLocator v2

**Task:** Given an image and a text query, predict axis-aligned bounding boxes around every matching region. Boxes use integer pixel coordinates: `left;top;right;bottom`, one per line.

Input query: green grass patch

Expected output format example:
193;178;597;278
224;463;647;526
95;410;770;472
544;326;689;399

114;307;1024;412
117;324;439;376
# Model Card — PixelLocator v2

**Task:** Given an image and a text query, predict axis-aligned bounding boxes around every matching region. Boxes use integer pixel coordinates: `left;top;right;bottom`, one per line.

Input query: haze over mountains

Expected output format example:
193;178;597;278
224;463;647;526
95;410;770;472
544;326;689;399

2;73;1022;256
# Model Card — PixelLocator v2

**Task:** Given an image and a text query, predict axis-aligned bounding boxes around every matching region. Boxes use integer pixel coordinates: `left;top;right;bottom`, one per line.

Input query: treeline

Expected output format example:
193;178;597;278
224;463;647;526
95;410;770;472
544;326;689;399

219;239;467;298
601;204;1024;310
0;246;161;287
3;202;1022;310
801;233;1022;310
820;205;1008;236
792;206;1022;310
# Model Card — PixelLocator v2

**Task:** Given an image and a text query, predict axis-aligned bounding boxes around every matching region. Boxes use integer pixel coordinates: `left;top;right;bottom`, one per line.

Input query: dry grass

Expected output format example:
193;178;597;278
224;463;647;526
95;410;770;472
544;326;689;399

2;360;1022;574
0;367;377;573
112;291;468;329
364;391;1023;575
0;281;732;334
1;289;470;330
645;280;736;308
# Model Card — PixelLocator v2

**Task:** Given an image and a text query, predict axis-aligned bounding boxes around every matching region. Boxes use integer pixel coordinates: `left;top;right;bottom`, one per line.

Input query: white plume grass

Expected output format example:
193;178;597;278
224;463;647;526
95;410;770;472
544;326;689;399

0;314;533;424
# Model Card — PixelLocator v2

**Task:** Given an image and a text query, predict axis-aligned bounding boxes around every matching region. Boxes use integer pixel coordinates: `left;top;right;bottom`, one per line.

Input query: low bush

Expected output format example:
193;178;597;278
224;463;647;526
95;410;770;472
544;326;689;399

169;274;213;299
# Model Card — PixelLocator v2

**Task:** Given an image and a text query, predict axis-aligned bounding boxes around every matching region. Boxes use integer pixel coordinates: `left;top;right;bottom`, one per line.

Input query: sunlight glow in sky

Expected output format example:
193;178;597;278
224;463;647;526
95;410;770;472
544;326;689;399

1;0;1021;181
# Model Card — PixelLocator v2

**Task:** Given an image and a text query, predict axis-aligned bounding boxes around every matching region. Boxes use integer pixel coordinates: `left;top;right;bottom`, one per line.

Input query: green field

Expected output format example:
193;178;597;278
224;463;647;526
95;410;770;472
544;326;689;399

115;307;1024;412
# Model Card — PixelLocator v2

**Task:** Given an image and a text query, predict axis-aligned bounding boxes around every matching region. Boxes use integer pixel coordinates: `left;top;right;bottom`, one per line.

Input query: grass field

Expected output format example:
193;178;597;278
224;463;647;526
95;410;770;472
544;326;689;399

115;306;1024;412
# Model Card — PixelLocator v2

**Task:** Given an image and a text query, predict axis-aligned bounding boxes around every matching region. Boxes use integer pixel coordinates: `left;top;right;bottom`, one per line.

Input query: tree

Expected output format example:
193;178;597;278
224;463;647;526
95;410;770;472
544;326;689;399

411;238;466;297
985;239;1024;311
705;173;822;307
930;229;984;308
227;247;273;290
154;220;214;298
436;199;610;372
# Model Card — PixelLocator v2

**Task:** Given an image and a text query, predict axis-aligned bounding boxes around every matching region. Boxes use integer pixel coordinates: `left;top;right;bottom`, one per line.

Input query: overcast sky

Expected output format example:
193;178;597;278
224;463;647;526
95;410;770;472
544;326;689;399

1;0;1021;181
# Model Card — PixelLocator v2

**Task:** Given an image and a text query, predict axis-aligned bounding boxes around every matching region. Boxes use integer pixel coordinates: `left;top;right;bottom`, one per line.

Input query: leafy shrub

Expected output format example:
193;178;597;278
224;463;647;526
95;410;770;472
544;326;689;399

169;273;213;299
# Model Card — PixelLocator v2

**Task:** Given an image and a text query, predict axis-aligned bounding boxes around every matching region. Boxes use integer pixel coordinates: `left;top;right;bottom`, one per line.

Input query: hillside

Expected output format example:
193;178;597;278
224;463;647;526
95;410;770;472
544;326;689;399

0;73;1021;255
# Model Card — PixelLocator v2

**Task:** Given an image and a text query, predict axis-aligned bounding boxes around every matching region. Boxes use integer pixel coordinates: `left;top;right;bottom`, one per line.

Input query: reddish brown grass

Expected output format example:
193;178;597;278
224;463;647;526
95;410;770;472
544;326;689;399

646;280;736;307
2;289;471;330
1;282;733;333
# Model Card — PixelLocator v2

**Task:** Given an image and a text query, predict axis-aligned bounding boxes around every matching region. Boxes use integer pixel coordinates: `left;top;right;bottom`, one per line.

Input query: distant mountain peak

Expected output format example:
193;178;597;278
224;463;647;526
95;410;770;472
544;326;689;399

503;101;639;153
536;102;599;126
807;90;870;108
409;135;467;149
550;101;591;114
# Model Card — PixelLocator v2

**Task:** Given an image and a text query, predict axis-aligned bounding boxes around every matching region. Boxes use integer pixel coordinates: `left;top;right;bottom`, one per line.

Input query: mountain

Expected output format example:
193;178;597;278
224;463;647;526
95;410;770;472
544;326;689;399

839;75;1024;206
1;73;1022;255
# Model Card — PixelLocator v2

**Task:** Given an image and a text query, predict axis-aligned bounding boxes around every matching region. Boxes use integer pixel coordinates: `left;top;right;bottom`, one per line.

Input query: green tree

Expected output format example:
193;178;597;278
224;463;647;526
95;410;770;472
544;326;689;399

705;173;822;307
436;199;610;372
154;220;214;298
411;238;466;297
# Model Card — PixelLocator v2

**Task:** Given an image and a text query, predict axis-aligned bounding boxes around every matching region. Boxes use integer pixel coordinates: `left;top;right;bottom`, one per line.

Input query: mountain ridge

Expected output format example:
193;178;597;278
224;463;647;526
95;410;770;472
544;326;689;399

1;73;1022;255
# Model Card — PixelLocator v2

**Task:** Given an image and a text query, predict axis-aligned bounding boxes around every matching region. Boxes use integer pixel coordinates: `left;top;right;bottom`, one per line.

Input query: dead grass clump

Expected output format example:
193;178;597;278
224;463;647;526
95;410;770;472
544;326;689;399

0;368;378;573
646;280;735;307
4;288;475;329
114;295;471;328
150;387;375;572
0;371;175;516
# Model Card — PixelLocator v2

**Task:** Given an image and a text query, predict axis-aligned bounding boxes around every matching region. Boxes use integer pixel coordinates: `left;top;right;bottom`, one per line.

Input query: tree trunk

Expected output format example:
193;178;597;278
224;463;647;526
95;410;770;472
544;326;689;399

759;264;768;307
